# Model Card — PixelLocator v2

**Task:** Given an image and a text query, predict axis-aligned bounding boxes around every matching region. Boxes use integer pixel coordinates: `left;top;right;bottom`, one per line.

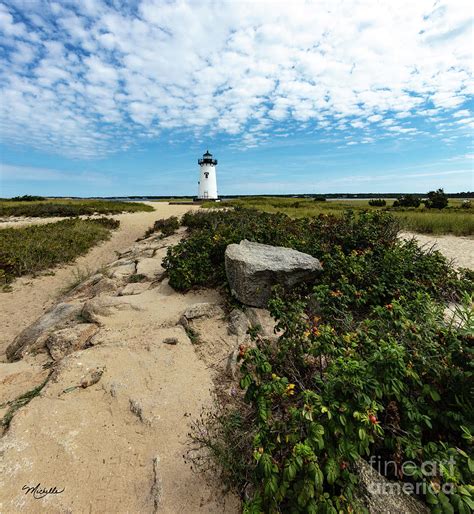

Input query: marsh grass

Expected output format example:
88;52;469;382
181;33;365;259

203;197;474;236
0;218;119;284
0;199;153;218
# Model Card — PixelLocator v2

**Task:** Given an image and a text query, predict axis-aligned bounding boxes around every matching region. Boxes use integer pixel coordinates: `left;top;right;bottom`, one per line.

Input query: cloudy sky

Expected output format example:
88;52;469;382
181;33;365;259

0;0;473;196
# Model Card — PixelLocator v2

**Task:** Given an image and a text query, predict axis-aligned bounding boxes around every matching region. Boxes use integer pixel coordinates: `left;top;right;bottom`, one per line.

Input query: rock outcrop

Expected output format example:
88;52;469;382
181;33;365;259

355;458;430;514
46;323;99;361
6;301;83;361
225;240;322;307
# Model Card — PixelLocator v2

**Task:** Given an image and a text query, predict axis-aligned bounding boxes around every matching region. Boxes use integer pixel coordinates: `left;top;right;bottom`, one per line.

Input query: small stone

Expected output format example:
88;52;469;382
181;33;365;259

163;337;178;345
182;302;222;321
80;366;105;388
355;458;429;513
81;296;140;324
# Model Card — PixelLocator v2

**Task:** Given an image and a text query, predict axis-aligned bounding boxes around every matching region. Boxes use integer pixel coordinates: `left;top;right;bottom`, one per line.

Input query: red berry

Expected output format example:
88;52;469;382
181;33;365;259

369;414;377;424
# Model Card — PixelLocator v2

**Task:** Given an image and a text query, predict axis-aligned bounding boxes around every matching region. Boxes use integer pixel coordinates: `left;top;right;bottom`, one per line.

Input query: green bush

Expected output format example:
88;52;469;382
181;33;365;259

424;189;449;210
232;291;474;513
177;208;474;512
393;195;421;208
368;198;386;207
9;195;46;202
144;216;180;238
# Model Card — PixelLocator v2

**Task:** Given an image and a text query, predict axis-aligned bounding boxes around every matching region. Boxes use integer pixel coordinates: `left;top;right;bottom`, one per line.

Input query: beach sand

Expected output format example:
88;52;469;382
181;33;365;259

400;231;474;270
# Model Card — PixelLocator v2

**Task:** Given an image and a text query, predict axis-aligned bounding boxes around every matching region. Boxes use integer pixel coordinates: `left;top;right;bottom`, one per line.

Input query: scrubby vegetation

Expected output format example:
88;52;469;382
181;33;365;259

7;195;46;202
424;189;449;210
0;218;120;284
368;198;386;207
393;194;422;208
165;208;473;513
0;199;153;217
144;216;180;238
202;196;474;236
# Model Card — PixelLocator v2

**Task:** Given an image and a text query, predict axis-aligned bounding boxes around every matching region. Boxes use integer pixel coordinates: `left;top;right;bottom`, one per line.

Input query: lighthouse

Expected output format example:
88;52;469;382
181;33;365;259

197;150;218;200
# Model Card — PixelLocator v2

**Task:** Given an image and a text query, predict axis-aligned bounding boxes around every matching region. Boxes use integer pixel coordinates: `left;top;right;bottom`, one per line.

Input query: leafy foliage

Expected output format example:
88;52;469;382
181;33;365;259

144;216;180;238
178;208;474;512
425;189;449;210
393;195;421;208
8;195;46;202
368;198;386;207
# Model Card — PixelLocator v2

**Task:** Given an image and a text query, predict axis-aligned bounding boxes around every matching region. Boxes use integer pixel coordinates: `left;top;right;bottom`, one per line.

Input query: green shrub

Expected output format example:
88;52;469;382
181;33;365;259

145;216;180;238
178;208;474;512
393;195;421;208
9;195;46;202
368;198;386;207
461;200;471;209
230;292;474;513
425;189;449;210
165;208;469;302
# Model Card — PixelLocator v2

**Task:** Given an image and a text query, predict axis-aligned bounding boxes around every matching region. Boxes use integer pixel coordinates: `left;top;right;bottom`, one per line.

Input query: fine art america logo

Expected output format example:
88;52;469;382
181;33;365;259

368;455;456;495
22;483;65;500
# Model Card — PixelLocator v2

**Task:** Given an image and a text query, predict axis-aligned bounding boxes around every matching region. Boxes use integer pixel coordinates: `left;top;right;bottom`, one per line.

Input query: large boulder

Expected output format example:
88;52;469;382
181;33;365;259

225;240;322;307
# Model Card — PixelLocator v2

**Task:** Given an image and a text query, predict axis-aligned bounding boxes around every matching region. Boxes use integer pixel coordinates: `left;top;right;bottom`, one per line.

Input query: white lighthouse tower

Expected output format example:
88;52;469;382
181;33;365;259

197;150;218;200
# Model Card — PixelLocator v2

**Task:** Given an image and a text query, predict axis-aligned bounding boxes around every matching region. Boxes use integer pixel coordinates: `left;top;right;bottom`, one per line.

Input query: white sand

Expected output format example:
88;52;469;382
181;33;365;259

400;232;474;270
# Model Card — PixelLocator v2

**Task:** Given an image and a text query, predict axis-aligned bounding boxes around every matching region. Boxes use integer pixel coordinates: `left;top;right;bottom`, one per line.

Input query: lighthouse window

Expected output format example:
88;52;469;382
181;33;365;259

204;172;209;178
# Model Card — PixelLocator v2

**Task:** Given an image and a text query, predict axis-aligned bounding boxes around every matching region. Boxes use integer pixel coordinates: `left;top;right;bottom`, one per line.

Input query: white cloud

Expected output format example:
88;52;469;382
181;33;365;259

0;0;472;158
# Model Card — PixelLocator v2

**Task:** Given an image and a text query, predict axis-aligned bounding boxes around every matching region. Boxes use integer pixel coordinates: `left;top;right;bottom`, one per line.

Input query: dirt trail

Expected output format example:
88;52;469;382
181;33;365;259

0;202;198;360
400;231;474;269
0;215;239;513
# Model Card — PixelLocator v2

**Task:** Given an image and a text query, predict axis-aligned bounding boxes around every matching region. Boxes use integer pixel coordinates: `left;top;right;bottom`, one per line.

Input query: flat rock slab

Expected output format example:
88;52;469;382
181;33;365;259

225;240;322;307
119;282;150;296
136;258;165;279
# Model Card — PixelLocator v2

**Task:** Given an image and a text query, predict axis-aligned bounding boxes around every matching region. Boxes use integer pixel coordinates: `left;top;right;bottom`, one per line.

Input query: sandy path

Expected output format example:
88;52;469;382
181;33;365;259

400;232;474;269
0;229;239;513
0;203;199;360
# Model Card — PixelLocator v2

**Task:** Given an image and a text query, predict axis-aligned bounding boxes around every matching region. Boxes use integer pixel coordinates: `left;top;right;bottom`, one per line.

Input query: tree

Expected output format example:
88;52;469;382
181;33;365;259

424;188;448;210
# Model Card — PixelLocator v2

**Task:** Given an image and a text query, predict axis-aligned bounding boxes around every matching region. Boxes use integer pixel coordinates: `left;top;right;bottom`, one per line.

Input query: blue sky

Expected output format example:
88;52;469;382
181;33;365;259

0;0;473;197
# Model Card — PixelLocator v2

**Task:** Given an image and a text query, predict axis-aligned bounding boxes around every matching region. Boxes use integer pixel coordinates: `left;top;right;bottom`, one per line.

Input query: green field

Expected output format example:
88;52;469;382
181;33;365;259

0;218;119;284
202;197;474;236
0;199;154;218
